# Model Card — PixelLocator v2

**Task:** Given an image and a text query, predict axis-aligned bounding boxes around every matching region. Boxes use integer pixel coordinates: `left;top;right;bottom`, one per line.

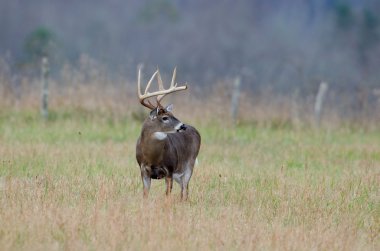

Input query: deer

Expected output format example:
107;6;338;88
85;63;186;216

136;67;201;200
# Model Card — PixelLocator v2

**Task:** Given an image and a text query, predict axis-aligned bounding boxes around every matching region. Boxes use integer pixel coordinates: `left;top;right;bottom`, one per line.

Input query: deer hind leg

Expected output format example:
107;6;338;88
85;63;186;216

165;176;173;196
180;166;193;201
140;165;151;198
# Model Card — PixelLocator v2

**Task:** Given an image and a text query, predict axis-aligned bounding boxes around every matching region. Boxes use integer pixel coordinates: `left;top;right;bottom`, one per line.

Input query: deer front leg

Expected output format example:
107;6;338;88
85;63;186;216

165;176;173;196
142;174;151;198
140;165;151;198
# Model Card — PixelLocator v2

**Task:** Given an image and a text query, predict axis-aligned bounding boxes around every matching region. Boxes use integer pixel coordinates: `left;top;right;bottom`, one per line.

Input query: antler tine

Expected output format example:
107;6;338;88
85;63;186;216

145;70;159;94
138;68;187;109
157;67;187;102
137;67;142;97
156;70;165;108
137;67;156;109
157;69;165;91
170;67;177;88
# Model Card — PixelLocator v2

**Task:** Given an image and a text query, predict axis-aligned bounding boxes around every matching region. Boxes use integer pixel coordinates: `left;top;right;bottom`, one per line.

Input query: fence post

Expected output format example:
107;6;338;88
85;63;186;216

314;82;328;127
41;57;49;119
231;76;241;124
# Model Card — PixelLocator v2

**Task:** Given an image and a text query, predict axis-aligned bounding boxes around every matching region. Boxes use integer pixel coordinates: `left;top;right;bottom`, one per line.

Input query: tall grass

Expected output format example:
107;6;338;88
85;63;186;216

0;109;379;250
0;60;379;250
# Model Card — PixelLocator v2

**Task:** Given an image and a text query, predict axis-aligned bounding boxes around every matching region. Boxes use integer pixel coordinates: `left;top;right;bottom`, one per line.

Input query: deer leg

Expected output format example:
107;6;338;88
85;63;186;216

180;183;189;201
141;166;151;198
142;175;151;198
180;167;192;201
165;176;173;196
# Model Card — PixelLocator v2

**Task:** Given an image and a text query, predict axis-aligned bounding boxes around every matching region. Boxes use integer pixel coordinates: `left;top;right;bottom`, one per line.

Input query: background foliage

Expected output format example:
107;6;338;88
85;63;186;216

0;0;379;91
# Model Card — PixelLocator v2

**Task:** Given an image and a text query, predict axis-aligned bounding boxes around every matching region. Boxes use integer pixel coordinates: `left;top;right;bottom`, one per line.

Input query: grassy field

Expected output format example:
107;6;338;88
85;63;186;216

0;109;379;250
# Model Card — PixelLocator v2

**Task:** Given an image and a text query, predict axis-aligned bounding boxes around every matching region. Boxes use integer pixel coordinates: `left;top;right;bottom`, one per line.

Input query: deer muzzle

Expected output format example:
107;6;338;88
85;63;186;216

176;123;187;132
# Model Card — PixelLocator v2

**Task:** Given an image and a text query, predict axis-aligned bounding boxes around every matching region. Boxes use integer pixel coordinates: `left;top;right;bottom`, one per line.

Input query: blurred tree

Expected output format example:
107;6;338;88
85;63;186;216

358;9;379;64
139;0;179;23
24;27;59;64
0;0;378;97
334;3;355;30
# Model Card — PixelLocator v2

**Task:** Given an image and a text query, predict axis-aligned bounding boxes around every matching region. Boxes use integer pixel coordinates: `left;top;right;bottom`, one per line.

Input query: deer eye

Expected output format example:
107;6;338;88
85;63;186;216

162;116;169;121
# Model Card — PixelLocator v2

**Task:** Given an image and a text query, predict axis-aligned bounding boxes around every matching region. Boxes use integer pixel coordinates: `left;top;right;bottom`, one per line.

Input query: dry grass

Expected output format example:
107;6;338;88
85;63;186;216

0;109;379;250
0;60;379;250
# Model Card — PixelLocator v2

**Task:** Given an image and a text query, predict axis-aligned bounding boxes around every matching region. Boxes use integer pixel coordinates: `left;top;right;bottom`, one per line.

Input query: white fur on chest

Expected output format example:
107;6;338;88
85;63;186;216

152;132;167;140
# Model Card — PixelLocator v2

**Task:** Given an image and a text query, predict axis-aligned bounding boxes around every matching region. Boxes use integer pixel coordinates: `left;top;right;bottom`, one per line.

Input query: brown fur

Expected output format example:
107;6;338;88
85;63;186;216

136;106;201;200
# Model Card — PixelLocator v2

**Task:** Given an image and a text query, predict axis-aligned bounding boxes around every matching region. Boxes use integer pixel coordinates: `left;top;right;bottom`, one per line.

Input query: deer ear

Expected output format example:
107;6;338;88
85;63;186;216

165;104;174;112
149;108;159;120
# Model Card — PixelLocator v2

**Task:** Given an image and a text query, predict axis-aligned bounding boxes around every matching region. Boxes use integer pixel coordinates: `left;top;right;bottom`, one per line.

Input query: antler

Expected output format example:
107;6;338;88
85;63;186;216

138;67;158;109
137;67;187;109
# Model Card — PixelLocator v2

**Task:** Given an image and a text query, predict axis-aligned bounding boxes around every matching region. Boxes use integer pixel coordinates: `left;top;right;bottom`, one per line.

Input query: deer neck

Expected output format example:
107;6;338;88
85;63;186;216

140;129;167;164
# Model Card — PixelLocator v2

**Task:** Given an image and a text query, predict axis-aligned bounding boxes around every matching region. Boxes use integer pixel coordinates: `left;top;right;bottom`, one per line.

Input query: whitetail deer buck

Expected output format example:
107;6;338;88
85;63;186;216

136;67;201;200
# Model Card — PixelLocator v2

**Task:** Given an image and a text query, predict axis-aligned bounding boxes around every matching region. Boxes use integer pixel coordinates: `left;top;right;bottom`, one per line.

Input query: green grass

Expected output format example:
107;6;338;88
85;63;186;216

0;109;379;250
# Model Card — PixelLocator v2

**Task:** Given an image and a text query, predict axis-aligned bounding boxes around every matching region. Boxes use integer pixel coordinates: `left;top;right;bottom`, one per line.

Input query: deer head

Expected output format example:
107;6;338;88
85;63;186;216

137;67;187;138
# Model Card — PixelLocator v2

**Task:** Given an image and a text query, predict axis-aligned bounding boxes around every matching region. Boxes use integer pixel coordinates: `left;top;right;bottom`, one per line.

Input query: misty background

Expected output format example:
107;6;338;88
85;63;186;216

0;0;380;124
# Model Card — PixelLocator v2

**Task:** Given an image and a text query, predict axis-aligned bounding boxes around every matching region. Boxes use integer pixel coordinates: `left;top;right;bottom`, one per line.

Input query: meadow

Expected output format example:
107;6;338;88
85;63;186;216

0;104;378;250
0;64;378;250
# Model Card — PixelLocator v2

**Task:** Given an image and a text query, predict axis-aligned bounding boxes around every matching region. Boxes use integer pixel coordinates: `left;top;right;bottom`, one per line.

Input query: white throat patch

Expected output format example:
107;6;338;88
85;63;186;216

152;132;167;140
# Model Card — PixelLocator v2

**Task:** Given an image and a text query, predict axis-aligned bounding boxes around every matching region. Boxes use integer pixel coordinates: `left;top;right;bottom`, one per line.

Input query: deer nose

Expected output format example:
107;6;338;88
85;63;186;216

175;123;187;132
179;124;187;131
